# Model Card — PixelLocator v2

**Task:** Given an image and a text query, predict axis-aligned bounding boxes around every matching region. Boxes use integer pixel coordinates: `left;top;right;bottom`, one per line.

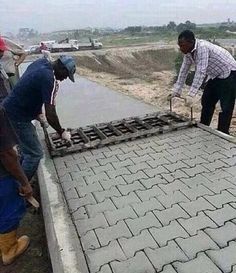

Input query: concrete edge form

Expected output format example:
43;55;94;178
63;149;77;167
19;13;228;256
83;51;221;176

36;125;89;273
197;122;236;143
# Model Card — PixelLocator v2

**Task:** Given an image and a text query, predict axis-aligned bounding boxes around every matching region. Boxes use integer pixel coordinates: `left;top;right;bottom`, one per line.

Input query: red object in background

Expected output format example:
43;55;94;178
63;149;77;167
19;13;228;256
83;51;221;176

0;37;7;51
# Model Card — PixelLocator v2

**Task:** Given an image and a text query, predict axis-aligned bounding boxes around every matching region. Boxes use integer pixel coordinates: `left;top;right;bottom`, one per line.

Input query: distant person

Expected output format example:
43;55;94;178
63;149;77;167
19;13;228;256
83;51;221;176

3;55;76;180
40;42;53;61
169;30;236;135
0;36;26;89
40;42;48;51
0;106;33;265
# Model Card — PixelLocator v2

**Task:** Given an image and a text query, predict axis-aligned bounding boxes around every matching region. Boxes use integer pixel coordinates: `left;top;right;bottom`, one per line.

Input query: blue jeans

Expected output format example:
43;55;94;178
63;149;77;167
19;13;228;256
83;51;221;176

10;120;43;180
0;177;26;233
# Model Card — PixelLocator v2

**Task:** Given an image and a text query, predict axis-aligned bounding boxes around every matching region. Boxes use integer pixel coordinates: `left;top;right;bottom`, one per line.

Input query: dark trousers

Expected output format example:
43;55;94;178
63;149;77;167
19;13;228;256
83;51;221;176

200;71;236;134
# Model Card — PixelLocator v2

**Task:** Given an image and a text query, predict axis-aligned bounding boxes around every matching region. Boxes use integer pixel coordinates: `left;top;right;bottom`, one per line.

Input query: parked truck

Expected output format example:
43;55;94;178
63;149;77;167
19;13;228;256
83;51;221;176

49;38;102;53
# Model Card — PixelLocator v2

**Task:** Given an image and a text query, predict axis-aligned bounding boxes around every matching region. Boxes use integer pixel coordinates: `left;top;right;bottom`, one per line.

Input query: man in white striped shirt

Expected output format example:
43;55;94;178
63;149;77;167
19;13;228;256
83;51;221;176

171;30;236;134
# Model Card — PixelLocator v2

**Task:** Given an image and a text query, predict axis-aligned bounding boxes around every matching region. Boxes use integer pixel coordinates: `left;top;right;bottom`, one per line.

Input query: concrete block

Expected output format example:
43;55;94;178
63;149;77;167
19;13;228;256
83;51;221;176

103;148;124;158
111;251;155;273
159;180;189;195
68;193;97;211
104;206;137;226
176;230;219;259
117;181;145;195
95;220;132;246
203;160;227;172
122;171;148;184
161;170;189;183
86;240;126;273
112;192;141;208
182;165;209;177
136;147;156;156
118;230;157;258
76;182;103;197
100;176;127;190
146;157;170;168
144;166;169;178
85;172;110;184
112;159;134;169
93;186;121;202
78;160;100;171
97;264;113;273
86;199;116;218
136;185;164;201
207;241;236;272
140;176;168;189
75;213;108;236
179;197;215;216
150;220;189;246
173;253;222;273
205;221;236;247
131;154;153;165
178;212;217;235
205;204;236;226
182;156;207;167
157;191;189;208
164;161;189;172
92;163;114;174
154;204;190;226
132;198;164;217
97;155;119;166
128;162;151;174
126;212;161;235
204;190;236;208
145;241;188;272
180;185;213;201
117;151;138;161
160;265;178;273
107;167;131;179
80;230;100;251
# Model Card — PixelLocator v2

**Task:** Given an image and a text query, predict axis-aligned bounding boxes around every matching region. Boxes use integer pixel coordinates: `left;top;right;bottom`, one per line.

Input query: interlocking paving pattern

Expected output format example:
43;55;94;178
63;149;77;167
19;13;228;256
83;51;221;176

53;127;236;273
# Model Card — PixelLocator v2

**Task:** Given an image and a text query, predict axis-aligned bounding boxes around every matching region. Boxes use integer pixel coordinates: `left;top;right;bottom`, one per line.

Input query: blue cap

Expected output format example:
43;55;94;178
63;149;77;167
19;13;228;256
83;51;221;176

59;55;76;82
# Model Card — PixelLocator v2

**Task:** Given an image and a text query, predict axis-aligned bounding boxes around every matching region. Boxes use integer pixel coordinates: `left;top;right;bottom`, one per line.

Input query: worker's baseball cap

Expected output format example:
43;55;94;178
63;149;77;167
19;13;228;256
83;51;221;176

59;55;76;82
0;37;7;51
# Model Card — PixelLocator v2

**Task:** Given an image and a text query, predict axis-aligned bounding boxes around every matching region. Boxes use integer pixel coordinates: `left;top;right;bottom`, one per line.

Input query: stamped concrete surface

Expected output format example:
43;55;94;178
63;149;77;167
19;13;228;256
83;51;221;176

53;126;236;273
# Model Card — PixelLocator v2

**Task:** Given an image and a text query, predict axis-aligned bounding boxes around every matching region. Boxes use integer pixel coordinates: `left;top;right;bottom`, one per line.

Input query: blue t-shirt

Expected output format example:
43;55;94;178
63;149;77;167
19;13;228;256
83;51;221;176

3;58;59;122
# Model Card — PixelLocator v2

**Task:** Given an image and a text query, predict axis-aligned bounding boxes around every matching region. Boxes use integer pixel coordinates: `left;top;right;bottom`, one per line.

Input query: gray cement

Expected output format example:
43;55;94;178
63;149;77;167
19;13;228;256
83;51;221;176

36;73;236;273
56;75;157;128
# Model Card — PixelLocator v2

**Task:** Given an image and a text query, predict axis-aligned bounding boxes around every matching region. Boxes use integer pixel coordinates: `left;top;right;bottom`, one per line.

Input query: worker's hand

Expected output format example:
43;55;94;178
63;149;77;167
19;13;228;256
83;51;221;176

61;130;71;141
19;182;33;199
37;114;49;128
184;95;199;107
185;96;196;107
167;93;180;101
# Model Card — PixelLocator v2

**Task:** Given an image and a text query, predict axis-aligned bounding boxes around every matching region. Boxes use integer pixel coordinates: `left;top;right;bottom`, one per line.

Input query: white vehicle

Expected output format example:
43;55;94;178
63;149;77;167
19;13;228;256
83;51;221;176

50;42;79;53
25;44;41;54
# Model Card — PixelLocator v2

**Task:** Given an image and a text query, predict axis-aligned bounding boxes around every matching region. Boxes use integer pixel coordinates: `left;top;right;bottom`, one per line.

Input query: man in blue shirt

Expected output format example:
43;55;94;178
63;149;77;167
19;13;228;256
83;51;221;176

3;55;76;180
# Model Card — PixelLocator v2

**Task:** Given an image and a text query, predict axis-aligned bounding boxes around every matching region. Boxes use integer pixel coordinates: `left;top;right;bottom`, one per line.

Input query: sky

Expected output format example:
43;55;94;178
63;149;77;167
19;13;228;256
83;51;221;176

1;0;236;34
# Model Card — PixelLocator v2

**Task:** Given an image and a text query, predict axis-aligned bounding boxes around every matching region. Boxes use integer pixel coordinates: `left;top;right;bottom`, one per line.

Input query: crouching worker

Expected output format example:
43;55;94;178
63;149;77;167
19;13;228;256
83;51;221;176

0;107;33;265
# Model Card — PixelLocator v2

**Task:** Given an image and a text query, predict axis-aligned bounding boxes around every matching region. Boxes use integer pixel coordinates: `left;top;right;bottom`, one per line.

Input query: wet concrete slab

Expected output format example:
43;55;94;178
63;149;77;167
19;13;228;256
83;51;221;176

56;75;157;128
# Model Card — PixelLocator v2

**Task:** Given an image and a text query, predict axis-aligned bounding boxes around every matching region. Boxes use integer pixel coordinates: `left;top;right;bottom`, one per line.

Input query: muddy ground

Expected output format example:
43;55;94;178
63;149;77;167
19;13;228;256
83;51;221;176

73;45;236;136
0;181;52;273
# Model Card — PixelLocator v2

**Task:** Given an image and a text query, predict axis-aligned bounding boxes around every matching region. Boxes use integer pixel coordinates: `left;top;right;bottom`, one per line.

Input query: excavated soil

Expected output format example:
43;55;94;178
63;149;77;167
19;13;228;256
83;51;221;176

73;45;236;136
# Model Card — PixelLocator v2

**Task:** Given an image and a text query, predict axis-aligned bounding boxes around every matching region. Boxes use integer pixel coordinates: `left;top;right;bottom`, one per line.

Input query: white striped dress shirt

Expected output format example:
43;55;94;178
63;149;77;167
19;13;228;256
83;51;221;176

174;39;236;96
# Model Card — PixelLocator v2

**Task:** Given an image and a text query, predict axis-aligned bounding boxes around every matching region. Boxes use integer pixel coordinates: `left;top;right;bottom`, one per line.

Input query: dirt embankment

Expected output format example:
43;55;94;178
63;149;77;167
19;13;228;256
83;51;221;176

73;45;236;135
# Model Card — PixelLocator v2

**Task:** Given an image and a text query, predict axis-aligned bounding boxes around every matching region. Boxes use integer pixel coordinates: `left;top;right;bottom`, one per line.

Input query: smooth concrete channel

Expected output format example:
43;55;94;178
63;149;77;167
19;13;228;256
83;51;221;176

57;75;157;128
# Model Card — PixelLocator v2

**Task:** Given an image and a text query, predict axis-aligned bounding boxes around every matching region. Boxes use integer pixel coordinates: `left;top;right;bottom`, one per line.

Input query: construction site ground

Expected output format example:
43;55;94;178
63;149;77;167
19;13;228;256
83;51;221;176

3;45;236;273
39;68;236;273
